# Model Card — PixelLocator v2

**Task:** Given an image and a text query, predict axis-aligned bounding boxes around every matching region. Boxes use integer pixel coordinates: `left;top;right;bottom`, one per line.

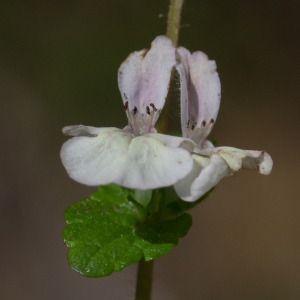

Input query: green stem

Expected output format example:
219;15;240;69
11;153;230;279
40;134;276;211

134;190;159;300
135;260;154;300
166;0;184;47
156;0;184;134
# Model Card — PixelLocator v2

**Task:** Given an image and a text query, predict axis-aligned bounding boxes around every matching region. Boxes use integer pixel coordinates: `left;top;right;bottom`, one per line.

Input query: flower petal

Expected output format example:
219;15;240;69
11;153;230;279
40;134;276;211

175;146;273;202
215;147;273;175
61;126;194;190
175;48;189;138
148;133;197;153
62;125;100;137
176;47;221;145
118;36;176;116
61;127;131;186
123;134;194;189
174;154;231;202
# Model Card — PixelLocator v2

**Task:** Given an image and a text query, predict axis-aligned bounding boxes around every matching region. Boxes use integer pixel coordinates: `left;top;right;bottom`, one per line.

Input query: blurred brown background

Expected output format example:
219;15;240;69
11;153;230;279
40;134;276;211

1;0;299;299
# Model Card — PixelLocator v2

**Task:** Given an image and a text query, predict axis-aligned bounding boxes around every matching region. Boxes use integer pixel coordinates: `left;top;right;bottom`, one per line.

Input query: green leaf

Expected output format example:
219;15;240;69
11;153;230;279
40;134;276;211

63;184;192;278
135;213;192;244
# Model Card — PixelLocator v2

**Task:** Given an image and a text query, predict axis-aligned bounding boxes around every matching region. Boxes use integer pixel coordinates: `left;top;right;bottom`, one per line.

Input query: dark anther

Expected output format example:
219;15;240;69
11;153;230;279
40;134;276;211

150;103;157;111
202;120;207;127
210;118;215;124
124;101;128;110
133;106;138;115
191;121;197;130
186;120;190;128
124;93;128;100
146;106;150;115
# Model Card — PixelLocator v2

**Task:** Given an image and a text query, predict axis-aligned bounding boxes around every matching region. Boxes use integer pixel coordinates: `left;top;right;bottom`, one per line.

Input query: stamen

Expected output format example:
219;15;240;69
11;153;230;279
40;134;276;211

201;120;206;127
124;101;134;133
150;103;157;111
207;118;215;131
146;106;150;115
191;121;197;130
126;102;160;136
147;103;158;133
124;93;128;100
186;120;190;128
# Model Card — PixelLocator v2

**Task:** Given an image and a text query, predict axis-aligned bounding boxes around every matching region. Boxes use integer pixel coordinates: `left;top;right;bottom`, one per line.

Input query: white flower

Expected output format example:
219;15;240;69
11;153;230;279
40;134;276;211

174;47;273;202
61;36;195;190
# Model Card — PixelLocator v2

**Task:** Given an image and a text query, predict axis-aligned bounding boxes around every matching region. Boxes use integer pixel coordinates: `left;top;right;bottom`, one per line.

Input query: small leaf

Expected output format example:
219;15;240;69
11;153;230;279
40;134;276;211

63;184;192;278
160;186;214;219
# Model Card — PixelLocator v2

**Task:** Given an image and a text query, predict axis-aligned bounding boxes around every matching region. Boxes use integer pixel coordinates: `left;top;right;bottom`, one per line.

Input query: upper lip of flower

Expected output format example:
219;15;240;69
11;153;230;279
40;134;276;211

175;47;221;146
118;36;177;136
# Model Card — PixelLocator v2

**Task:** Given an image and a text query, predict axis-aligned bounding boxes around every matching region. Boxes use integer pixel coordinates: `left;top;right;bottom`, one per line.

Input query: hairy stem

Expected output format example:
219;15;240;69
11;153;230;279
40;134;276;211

156;0;184;134
166;0;184;47
135;2;185;299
